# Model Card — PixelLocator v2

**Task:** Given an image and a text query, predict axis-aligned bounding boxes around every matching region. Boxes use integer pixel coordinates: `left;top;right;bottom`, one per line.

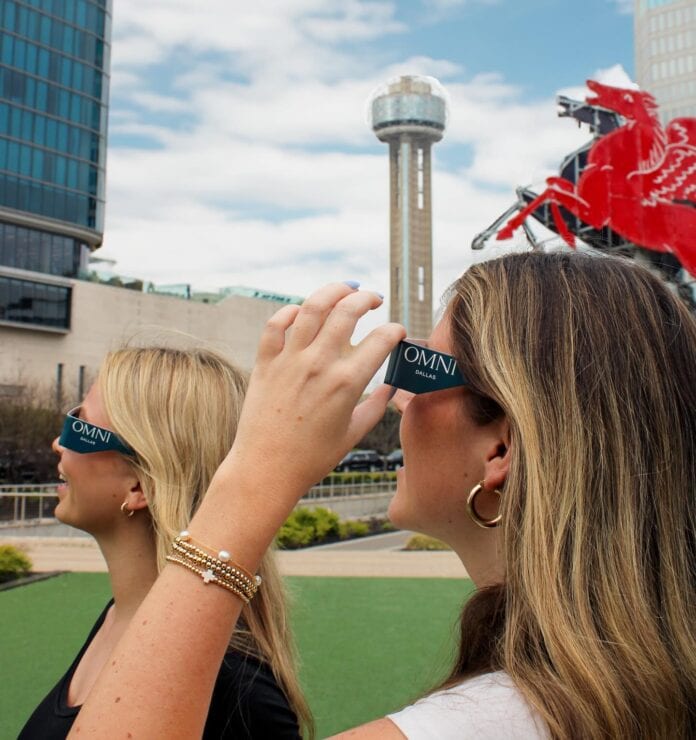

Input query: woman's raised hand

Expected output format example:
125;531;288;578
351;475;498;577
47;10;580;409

225;282;405;497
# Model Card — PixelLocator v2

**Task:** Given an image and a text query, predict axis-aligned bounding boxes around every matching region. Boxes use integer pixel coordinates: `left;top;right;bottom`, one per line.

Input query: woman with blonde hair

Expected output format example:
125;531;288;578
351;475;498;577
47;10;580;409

20;347;311;739
71;252;695;739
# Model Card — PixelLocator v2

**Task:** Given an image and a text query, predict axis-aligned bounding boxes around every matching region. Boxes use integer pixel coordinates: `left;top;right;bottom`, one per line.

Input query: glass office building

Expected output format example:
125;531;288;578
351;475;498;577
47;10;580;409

0;0;111;330
635;0;696;122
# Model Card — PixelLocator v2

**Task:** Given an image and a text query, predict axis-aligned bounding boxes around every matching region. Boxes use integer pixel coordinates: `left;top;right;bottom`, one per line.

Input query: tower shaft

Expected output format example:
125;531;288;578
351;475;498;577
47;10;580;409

370;75;446;337
388;137;434;337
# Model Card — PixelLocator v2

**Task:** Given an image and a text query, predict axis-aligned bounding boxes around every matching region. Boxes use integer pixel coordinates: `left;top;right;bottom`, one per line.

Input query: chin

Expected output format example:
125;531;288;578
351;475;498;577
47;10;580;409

53;499;67;522
54;505;76;528
54;499;84;531
388;488;419;532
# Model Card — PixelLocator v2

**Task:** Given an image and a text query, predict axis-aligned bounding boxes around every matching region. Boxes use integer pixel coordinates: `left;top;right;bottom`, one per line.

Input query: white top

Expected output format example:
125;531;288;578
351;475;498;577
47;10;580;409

387;671;549;739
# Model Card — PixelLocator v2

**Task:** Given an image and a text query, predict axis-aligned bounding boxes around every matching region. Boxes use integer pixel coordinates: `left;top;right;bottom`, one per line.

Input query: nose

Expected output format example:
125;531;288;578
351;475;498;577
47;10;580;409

52;436;64;454
391;389;415;415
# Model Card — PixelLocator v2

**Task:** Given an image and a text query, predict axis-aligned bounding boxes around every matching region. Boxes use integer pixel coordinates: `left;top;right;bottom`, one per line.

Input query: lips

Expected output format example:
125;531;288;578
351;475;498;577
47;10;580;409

57;470;68;494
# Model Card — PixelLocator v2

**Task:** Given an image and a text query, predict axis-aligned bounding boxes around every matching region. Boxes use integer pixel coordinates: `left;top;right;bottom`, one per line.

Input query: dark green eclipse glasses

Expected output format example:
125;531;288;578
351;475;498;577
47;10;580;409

59;406;136;456
384;340;468;394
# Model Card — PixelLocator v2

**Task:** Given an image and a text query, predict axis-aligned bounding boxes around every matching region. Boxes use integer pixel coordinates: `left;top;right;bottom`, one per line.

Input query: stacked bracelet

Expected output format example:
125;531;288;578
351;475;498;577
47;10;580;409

178;530;259;585
165;531;262;603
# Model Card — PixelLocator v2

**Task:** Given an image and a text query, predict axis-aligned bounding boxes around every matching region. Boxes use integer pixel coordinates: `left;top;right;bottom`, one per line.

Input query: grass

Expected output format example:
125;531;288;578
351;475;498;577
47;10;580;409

1;573;474;738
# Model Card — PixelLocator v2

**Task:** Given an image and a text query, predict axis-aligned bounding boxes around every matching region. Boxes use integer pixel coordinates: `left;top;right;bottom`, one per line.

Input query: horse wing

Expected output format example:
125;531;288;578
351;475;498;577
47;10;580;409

636;143;696;207
666;118;696;146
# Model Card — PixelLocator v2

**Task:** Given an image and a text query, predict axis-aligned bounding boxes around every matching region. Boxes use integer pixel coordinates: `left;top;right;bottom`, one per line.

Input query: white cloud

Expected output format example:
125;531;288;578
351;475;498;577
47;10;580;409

558;63;639;101
102;0;615;345
611;0;634;15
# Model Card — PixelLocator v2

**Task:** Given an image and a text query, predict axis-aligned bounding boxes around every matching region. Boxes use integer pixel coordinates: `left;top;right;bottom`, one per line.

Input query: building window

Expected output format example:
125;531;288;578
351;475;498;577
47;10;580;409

0;221;83;275
0;274;70;328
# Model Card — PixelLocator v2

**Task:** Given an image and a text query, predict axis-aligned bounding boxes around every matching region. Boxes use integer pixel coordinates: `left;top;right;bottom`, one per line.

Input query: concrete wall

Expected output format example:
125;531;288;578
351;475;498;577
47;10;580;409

0;279;281;401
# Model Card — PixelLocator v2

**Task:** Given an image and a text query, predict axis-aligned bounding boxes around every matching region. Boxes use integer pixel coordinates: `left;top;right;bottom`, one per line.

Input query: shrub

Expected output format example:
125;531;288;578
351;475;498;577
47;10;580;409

276;507;340;549
312;507;340;540
404;534;450;551
276;520;314;549
339;520;370;539
380;520;397;533
0;544;32;583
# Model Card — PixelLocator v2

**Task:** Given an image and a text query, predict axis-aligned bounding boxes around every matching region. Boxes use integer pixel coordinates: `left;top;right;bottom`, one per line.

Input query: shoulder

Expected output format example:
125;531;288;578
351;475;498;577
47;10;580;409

387;672;548;740
212;650;285;703
203;650;300;740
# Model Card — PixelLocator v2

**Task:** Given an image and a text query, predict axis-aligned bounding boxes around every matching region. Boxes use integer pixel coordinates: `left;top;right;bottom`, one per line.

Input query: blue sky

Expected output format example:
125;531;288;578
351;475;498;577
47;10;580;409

102;0;635;330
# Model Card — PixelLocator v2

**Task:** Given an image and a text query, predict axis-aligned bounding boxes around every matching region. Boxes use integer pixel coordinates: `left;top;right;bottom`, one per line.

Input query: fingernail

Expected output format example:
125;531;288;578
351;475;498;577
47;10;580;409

376;292;384;300
387;386;397;400
344;280;360;290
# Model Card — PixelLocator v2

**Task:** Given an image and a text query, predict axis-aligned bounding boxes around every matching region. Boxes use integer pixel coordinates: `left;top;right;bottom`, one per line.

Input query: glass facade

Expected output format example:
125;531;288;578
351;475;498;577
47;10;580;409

0;219;86;275
0;0;111;332
372;94;447;132
0;0;110;232
635;0;696;121
0;274;70;328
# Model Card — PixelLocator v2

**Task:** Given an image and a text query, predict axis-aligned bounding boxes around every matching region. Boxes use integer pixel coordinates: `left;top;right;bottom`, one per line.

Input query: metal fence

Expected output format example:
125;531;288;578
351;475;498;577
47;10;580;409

0;485;60;527
302;476;396;500
0;476;397;529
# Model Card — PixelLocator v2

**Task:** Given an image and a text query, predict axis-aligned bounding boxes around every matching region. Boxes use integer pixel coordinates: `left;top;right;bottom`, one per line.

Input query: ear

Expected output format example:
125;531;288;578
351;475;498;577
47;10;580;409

482;416;511;491
124;479;148;512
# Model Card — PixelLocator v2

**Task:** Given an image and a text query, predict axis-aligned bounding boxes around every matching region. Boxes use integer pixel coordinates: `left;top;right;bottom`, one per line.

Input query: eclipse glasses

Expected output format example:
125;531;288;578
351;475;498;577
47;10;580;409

384;340;468;394
58;406;136;456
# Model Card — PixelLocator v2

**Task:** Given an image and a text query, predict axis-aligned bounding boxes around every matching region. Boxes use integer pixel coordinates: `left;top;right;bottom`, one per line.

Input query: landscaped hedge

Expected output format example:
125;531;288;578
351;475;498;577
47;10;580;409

276;507;395;549
403;534;451;551
0;545;32;583
317;471;397;486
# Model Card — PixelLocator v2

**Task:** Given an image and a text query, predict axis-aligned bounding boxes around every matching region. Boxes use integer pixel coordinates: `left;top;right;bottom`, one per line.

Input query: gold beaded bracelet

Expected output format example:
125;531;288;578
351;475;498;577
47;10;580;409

171;540;258;599
166;531;262;602
165;554;251;603
178;531;258;585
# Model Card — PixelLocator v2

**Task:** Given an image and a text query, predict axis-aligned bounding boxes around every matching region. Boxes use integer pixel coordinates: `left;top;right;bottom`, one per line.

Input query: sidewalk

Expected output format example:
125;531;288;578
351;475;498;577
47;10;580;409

2;533;468;579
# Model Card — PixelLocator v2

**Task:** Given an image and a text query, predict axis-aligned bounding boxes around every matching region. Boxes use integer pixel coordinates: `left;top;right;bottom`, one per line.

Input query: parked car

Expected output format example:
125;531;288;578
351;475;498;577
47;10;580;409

335;449;384;472
384;449;403;470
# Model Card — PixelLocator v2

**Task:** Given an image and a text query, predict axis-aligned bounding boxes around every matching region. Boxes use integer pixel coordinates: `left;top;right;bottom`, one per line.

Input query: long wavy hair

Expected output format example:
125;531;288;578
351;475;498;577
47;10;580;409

443;251;696;738
99;347;313;738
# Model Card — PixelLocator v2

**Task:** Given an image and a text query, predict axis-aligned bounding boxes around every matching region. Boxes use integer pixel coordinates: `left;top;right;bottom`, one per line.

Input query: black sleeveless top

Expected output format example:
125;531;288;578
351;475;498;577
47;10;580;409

18;601;301;739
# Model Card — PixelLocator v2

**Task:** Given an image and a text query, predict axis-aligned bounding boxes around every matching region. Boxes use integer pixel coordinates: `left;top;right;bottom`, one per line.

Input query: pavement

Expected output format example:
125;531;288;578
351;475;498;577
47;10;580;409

2;529;468;579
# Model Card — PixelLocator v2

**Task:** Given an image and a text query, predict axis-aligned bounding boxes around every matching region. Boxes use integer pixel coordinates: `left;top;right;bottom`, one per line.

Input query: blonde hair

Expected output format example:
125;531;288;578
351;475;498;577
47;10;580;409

99;347;313;737
444;251;696;738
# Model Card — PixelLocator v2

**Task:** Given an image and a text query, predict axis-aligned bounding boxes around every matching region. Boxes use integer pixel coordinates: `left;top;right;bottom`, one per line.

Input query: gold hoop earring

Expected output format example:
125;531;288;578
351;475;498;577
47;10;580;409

466;481;502;529
120;500;134;518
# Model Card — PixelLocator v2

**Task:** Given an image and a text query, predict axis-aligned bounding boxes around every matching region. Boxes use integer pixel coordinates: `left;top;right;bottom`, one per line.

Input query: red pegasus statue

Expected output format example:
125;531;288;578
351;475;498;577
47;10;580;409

497;80;696;277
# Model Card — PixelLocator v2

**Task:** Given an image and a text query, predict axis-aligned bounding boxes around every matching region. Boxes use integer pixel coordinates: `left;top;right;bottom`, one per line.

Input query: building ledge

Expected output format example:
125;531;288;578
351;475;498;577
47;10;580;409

0;319;69;334
0;266;73;287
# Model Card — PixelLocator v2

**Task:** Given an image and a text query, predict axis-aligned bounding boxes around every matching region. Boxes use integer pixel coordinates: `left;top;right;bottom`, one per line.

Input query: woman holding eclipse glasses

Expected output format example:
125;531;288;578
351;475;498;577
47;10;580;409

19;347;311;739
58;251;694;738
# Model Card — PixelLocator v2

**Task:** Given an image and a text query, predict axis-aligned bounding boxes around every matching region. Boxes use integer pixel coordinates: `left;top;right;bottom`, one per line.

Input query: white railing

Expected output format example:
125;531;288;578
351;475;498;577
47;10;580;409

0;485;60;527
0;476;397;528
302;477;396;500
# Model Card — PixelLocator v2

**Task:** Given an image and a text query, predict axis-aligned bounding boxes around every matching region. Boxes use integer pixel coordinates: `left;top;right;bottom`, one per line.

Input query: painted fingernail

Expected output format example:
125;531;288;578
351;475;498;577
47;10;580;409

376;292;384;300
343;280;360;290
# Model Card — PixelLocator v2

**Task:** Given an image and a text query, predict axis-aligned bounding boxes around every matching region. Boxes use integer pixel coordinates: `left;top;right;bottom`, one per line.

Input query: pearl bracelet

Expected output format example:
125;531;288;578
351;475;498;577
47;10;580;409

166;531;262;602
165;554;251;603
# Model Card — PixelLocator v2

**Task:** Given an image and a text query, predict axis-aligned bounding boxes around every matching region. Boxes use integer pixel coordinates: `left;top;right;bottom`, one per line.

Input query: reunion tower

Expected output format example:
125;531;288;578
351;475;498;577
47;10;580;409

369;75;448;337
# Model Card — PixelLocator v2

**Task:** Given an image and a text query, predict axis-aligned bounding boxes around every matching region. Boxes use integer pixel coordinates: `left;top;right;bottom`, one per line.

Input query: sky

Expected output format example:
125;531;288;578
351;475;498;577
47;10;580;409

102;0;635;333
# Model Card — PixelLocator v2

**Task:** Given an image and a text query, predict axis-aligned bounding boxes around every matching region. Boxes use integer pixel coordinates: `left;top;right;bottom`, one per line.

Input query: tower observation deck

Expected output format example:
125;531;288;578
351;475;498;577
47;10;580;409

369;75;447;337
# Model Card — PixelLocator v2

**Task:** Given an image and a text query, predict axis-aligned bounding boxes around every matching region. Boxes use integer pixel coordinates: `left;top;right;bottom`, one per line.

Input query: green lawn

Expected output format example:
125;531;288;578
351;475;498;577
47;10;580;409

1;573;473;738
